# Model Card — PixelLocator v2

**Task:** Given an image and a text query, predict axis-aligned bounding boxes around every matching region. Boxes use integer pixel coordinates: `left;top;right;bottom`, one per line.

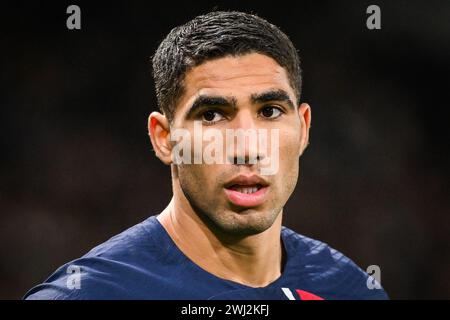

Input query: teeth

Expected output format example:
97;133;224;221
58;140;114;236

233;186;258;194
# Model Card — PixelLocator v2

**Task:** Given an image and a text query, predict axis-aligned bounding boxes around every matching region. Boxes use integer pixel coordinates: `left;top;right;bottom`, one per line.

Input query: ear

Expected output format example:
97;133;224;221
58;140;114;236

298;103;312;156
148;112;172;165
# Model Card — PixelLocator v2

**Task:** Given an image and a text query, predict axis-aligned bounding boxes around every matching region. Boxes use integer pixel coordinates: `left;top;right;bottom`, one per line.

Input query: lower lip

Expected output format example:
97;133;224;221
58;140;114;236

224;186;269;207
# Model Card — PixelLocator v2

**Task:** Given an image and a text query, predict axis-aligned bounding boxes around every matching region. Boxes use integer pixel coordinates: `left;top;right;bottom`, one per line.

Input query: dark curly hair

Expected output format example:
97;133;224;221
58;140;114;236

152;11;302;122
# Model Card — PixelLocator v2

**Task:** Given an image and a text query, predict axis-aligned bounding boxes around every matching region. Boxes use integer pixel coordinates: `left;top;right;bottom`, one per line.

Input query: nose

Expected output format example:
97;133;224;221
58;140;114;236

226;109;266;165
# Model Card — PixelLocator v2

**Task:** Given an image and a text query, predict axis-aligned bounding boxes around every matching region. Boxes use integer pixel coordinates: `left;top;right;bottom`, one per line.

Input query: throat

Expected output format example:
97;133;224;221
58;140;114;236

157;199;285;287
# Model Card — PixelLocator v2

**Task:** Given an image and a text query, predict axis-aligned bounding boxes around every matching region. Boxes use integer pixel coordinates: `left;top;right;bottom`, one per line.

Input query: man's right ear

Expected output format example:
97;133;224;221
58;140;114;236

148;112;172;165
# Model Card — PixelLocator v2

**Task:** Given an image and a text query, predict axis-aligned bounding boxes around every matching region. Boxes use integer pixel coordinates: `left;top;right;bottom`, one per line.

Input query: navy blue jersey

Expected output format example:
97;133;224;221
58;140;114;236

24;215;388;300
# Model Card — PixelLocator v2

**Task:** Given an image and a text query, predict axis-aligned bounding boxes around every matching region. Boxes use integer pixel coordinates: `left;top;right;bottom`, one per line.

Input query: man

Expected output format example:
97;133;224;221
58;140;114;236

25;11;388;300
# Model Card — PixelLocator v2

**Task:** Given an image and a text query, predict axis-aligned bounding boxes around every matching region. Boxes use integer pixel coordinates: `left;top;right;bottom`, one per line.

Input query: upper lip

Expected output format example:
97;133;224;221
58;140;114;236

224;174;269;189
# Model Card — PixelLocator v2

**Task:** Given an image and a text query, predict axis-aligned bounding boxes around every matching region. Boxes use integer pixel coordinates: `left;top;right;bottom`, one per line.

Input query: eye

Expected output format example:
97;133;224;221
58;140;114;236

201;110;225;124
260;106;283;119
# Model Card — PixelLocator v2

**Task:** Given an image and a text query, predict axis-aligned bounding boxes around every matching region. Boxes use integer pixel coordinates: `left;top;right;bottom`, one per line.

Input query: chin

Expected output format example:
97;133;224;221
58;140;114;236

210;208;279;237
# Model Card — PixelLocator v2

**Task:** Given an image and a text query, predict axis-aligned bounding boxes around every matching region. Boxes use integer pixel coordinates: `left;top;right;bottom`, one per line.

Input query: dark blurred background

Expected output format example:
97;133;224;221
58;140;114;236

1;0;449;299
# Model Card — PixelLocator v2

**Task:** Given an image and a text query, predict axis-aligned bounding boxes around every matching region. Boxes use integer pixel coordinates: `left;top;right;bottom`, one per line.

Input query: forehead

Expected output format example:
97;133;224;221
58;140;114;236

177;53;295;109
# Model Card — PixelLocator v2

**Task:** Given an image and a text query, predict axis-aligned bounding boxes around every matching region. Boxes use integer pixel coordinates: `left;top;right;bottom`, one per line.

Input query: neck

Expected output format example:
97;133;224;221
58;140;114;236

157;175;284;287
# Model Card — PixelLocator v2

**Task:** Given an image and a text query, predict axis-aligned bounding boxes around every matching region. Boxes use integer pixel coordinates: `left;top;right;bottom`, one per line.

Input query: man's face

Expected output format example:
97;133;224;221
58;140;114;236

169;53;310;236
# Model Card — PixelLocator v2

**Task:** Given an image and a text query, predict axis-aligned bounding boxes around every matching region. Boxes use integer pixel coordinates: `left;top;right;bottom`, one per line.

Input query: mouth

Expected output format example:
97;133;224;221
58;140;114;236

223;175;269;207
227;184;264;194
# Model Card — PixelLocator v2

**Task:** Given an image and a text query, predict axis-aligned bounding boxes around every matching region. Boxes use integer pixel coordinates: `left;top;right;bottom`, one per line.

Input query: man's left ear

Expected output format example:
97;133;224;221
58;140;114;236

298;103;311;156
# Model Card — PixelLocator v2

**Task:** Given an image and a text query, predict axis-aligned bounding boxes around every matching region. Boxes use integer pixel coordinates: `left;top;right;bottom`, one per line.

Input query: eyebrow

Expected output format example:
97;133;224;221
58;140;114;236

185;89;295;119
185;95;237;119
250;89;296;110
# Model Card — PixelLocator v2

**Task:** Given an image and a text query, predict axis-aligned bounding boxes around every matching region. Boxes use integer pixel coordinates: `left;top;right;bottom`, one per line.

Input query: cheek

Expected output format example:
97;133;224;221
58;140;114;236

276;128;301;187
177;164;226;213
278;127;302;161
178;164;220;194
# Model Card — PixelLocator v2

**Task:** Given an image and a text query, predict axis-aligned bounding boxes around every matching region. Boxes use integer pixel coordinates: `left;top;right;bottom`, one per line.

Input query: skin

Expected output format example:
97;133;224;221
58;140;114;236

148;53;311;287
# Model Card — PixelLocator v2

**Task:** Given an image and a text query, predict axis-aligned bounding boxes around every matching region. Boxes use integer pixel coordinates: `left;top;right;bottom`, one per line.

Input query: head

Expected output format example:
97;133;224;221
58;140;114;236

149;11;311;237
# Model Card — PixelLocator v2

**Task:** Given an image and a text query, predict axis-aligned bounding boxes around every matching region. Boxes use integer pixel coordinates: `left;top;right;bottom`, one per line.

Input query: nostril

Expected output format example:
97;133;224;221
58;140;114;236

230;155;263;165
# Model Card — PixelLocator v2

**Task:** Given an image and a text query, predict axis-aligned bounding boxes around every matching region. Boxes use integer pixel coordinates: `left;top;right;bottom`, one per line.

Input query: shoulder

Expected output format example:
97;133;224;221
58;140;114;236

281;227;389;300
24;216;168;300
